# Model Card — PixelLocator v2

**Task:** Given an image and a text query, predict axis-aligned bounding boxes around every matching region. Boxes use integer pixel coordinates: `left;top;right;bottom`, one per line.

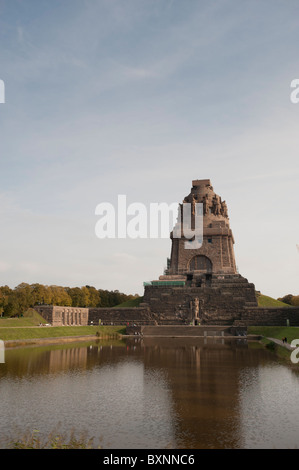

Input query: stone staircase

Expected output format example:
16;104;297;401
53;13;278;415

139;325;246;337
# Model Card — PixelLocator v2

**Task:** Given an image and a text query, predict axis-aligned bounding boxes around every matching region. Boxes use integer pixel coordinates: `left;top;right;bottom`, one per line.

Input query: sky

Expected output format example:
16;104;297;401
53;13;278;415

0;0;298;298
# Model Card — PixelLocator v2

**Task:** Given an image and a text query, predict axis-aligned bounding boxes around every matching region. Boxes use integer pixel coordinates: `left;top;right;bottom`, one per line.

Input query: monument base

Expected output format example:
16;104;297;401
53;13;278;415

143;273;258;326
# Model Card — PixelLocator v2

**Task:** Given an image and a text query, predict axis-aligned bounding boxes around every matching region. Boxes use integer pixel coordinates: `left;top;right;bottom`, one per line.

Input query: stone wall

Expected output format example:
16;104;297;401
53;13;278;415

34;302;299;328
88;307;156;326
235;306;299;326
139;325;247;337
171;229;236;275
34;306;53;324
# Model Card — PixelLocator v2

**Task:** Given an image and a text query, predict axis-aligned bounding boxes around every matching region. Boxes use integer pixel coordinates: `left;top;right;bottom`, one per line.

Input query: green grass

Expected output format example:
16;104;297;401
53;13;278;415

6;429;101;449
0;308;48;327
257;294;289;308
248;326;299;343
0;325;126;341
113;296;143;308
248;326;299;364
259;337;295;362
95;325;126;337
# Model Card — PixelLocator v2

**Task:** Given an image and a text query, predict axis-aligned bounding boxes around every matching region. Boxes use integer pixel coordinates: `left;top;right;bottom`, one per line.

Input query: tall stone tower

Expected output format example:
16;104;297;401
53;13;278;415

143;179;258;325
169;179;236;281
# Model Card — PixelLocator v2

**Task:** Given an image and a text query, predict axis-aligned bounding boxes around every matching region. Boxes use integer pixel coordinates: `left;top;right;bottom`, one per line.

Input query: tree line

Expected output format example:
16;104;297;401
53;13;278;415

277;294;299;306
0;283;138;317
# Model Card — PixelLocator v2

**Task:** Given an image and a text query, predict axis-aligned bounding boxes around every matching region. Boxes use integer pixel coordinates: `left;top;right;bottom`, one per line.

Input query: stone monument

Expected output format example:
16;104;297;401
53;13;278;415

142;179;258;325
168;179;236;279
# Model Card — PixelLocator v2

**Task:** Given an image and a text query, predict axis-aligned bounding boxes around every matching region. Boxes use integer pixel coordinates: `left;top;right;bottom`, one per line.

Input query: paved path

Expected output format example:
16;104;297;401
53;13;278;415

267;337;294;350
0;326;51;328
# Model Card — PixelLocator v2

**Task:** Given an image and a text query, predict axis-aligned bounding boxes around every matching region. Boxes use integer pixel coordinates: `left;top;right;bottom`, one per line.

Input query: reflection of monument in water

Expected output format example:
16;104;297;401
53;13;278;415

3;338;275;448
49;347;88;373
138;337;266;449
4;342;128;377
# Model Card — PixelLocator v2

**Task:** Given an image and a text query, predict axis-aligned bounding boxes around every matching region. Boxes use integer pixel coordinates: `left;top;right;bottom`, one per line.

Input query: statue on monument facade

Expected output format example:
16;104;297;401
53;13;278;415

203;194;210;215
191;194;196;216
190;297;200;320
221;200;228;218
212;194;221;216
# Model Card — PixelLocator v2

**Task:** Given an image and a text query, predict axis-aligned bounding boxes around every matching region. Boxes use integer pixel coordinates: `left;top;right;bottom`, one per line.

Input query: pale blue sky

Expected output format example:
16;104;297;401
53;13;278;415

0;0;299;297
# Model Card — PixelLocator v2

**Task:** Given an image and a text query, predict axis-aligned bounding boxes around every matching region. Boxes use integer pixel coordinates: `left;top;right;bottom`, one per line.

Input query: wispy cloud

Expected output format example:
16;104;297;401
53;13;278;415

0;0;299;296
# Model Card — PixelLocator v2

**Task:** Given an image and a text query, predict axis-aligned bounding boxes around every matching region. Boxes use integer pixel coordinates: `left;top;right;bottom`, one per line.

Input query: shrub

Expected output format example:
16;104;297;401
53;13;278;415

266;341;277;351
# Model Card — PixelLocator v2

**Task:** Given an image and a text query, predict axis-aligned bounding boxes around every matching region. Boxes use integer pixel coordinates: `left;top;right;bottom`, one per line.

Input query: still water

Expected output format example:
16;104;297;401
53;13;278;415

0;337;298;449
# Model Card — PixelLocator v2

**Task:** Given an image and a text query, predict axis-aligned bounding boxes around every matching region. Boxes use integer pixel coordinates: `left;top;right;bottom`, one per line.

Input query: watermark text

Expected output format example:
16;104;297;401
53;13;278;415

290;339;299;364
290;79;299;104
95;196;203;249
0;79;5;104
0;340;5;363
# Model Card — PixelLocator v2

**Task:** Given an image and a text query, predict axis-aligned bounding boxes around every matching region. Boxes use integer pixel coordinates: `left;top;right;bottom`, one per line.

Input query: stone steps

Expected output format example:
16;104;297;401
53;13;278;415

140;325;240;337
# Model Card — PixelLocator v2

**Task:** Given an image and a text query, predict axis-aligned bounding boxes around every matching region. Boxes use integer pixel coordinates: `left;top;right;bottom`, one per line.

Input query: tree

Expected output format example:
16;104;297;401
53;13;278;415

49;286;72;306
30;283;52;305
3;297;19;317
291;295;299;306
14;283;33;313
0;282;135;316
66;287;91;307
0;285;12;316
85;286;101;307
277;294;293;305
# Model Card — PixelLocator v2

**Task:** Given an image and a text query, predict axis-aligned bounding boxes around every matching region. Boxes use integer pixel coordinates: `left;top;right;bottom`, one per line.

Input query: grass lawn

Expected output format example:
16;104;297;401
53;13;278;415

0;325;126;341
248;326;299;364
0;309;48;327
248;326;299;343
113;297;143;308
257;294;289;308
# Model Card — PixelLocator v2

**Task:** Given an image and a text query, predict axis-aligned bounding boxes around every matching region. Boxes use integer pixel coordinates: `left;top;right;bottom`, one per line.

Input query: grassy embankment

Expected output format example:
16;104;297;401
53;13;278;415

0;325;126;342
0;308;48;327
0;309;125;342
248;326;299;362
0;298;142;343
112;296;143;308
250;294;298;362
257;293;289;307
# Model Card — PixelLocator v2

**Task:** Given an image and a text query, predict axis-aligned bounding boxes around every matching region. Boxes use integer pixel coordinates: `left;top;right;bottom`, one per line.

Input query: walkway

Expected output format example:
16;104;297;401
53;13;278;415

267;337;294;351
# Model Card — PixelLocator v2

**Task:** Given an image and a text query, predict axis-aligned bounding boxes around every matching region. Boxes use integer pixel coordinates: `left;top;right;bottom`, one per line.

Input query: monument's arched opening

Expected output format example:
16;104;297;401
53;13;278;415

188;255;212;273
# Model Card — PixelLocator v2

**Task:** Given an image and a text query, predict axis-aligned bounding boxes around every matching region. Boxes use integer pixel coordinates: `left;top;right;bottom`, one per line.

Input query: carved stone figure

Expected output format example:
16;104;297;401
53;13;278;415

221;200;228;218
191;194;196;216
212;195;221;216
203;195;210;215
190;297;200;319
193;297;199;318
